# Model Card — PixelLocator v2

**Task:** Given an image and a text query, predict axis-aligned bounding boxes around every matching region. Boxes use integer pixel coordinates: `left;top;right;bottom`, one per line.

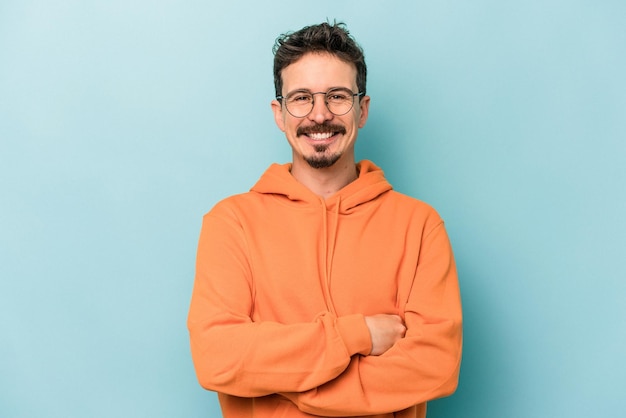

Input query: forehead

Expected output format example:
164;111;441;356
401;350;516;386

281;52;357;93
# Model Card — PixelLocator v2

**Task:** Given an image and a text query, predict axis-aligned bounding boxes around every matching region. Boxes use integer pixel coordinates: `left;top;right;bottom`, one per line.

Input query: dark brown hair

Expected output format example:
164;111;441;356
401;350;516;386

272;22;367;98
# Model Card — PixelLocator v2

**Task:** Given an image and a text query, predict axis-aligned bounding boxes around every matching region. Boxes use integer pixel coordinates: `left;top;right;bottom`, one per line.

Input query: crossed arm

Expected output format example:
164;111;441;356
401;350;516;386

187;211;462;416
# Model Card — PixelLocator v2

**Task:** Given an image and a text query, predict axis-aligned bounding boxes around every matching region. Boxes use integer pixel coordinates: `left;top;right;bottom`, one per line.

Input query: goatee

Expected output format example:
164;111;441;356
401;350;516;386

304;153;341;169
304;144;341;169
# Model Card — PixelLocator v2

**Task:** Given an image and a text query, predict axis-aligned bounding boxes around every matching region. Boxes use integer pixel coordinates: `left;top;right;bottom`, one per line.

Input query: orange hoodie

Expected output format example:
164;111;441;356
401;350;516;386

187;160;462;418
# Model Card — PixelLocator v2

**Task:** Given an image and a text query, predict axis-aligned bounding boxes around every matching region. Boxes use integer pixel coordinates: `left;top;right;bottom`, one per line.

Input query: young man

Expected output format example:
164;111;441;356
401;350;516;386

188;22;463;418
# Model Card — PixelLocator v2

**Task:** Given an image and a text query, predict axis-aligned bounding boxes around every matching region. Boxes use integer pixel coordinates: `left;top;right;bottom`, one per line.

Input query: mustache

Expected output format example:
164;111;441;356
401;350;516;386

297;123;346;136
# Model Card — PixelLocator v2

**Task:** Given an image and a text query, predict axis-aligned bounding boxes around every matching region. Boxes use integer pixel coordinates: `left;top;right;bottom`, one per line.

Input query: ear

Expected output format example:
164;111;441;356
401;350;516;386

271;99;286;132
357;95;370;128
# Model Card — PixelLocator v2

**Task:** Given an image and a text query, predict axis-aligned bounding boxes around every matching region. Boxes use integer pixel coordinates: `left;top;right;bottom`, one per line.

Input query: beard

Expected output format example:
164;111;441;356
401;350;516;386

304;144;341;169
297;122;345;169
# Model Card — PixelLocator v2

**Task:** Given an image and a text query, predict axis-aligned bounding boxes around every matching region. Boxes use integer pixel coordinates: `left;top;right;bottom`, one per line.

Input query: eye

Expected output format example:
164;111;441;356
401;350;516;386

327;89;351;102
288;92;313;104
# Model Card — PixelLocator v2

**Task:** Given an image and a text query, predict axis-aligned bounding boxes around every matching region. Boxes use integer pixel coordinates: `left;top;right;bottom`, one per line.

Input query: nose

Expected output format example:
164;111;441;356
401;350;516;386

308;92;333;124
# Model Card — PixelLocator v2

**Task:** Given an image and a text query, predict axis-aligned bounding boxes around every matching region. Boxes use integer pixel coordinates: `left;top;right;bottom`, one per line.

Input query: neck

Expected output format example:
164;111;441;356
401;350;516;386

290;156;358;199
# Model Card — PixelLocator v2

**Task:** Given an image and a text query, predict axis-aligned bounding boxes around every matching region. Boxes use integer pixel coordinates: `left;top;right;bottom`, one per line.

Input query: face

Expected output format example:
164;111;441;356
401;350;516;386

271;53;370;170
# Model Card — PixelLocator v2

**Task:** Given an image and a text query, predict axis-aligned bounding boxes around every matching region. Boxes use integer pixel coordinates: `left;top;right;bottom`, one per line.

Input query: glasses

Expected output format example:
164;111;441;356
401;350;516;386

277;88;364;118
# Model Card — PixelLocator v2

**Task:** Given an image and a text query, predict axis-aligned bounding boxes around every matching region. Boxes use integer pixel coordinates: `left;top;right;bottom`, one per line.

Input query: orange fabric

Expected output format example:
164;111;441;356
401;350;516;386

187;160;462;417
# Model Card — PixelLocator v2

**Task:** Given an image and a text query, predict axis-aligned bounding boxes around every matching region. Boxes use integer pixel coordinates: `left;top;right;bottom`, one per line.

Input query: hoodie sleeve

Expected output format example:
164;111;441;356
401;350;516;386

187;206;372;397
280;221;463;415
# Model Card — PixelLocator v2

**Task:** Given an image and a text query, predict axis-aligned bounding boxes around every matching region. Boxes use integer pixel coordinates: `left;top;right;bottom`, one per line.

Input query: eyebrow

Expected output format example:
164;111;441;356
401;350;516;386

285;86;354;95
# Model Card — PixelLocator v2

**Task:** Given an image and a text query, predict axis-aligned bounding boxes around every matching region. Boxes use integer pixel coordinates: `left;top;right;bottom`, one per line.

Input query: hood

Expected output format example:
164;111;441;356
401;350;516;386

250;160;393;213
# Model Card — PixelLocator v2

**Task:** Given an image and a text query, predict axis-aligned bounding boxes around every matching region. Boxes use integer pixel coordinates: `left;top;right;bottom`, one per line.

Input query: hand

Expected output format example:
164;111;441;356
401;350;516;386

364;314;406;356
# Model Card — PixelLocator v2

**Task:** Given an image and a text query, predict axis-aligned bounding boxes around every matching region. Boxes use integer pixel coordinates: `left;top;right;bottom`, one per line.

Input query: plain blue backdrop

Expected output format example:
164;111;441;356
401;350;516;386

1;1;625;417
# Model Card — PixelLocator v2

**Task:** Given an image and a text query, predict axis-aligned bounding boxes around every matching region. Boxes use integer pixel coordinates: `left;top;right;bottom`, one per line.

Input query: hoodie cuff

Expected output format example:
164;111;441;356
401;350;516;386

336;314;372;356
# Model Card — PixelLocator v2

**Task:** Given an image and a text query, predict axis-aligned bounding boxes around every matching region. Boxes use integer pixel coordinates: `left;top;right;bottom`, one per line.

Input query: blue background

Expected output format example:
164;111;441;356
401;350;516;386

1;1;625;417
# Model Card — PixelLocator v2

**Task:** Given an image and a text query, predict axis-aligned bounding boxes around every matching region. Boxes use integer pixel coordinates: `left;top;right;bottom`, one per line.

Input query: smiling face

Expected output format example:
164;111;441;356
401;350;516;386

271;52;370;171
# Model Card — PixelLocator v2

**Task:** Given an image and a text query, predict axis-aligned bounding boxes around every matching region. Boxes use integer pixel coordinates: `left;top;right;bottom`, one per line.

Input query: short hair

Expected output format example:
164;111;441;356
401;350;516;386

272;21;367;98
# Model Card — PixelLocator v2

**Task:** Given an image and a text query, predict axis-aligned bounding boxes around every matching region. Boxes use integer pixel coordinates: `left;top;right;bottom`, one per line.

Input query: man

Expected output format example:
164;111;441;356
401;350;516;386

188;22;462;418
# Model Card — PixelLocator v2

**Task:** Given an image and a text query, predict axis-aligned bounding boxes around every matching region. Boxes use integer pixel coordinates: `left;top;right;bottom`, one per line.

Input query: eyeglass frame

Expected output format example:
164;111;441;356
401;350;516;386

276;88;365;118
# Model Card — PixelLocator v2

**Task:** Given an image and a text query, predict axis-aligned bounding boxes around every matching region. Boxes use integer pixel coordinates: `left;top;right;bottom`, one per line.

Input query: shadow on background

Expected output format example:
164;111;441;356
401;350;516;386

358;106;511;418
426;253;509;417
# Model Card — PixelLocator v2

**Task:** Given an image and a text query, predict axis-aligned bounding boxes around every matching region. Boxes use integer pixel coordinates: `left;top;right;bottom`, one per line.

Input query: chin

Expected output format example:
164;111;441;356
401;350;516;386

304;153;341;169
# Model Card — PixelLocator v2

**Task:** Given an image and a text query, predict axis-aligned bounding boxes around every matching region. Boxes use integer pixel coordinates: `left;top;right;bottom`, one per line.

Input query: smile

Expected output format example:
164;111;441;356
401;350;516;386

307;132;335;140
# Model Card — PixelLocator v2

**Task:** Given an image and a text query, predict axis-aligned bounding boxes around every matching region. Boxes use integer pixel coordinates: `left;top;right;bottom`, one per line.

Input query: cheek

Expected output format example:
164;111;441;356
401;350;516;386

282;119;297;135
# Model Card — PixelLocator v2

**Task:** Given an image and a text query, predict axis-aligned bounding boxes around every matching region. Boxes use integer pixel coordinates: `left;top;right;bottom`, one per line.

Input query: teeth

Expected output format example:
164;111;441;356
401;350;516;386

309;132;334;140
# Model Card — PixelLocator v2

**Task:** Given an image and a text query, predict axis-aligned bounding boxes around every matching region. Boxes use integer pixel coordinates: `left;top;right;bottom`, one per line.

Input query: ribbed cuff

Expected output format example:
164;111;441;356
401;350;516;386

336;314;372;356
